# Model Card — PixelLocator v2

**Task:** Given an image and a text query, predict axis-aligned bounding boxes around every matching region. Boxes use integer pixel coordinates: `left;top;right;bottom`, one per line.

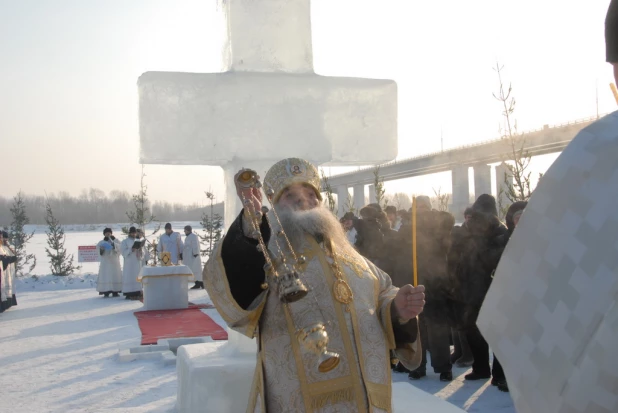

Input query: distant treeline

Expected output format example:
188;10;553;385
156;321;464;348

0;189;224;226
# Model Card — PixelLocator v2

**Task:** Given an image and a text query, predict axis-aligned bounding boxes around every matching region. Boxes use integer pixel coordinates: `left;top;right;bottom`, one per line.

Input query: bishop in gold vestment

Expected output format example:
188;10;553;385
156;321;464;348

204;158;425;413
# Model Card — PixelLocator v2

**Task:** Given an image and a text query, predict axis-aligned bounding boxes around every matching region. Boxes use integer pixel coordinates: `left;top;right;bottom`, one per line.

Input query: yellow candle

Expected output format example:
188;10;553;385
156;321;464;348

412;197;418;287
611;83;618;106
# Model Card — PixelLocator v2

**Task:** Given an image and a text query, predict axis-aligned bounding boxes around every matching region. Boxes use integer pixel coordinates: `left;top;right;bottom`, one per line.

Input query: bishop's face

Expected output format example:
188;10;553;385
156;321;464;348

277;183;320;212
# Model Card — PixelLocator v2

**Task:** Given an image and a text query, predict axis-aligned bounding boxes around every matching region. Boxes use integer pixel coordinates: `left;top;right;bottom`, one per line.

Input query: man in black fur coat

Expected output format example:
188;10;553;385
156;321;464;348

449;194;507;384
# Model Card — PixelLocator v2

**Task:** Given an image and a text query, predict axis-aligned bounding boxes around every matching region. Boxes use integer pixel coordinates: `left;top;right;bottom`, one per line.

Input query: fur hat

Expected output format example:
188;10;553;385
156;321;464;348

416;195;432;211
263;158;323;204
505;201;527;232
341;212;355;221
472;194;498;216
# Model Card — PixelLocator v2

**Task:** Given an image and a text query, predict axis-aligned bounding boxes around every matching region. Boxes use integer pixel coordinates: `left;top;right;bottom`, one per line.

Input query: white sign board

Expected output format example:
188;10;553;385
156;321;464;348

78;245;100;263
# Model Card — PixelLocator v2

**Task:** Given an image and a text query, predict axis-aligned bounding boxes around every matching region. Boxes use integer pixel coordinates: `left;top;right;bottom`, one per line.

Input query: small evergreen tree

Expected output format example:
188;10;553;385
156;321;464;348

199;192;223;257
344;192;356;215
373;166;387;208
44;199;80;276
124;165;160;264
9;191;36;275
320;169;337;215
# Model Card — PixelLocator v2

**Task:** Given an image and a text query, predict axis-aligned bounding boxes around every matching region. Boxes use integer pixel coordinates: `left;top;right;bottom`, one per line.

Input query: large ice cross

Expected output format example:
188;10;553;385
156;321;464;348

138;0;398;229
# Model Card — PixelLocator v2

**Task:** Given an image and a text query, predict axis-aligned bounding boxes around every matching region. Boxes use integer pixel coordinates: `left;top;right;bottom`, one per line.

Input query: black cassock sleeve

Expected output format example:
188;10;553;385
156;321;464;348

220;210;271;310
0;255;17;271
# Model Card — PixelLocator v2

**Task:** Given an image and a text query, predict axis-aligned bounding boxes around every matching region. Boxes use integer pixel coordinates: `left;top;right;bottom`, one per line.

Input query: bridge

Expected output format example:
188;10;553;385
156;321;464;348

322;115;600;216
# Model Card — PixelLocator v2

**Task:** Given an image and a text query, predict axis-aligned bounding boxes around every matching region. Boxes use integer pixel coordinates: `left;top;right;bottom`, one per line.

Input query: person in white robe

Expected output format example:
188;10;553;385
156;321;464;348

0;231;17;312
96;228;122;298
183;225;203;289
157;223;183;264
121;226;150;300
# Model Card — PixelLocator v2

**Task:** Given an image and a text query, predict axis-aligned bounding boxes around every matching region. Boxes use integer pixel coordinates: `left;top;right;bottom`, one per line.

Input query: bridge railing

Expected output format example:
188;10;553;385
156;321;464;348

325;114;603;179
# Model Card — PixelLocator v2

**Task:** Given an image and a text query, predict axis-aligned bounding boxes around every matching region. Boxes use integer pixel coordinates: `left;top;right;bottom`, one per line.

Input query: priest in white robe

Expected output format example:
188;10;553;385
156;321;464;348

121;226;150;300
96;228;122;298
158;223;183;264
204;158;426;413
183;225;203;289
0;231;17;312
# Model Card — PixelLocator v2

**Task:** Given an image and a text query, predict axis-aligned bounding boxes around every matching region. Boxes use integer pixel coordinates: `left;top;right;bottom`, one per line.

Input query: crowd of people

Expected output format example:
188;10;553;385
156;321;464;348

96;223;204;299
339;194;527;393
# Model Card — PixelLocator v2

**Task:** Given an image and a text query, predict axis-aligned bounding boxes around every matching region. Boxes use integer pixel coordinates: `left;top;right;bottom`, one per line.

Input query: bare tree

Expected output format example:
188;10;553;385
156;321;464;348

493;63;534;219
431;187;450;212
384;192;412;211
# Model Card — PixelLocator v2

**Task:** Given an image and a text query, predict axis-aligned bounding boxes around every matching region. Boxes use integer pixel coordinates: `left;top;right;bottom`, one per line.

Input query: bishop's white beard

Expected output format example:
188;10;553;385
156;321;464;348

267;205;356;259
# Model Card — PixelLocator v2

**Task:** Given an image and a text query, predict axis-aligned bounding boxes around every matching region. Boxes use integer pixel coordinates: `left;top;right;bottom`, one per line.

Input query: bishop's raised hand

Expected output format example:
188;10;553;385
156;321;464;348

393;284;425;322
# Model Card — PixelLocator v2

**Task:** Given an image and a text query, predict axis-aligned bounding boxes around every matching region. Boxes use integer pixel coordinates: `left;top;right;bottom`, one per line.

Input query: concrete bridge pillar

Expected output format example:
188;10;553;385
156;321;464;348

336;185;348;217
353;184;365;211
495;162;513;211
368;184;377;204
451;165;470;217
473;164;492;200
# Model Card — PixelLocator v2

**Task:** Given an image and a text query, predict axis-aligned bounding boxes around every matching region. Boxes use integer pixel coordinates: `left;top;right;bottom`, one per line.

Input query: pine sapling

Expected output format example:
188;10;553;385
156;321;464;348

9;191;36;275
44;199;80;276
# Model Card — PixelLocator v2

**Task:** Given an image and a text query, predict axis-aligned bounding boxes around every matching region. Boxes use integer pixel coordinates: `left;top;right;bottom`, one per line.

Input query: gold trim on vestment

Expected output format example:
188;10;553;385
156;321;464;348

314;241;368;412
283;303;314;413
346;276;392;412
246;350;264;413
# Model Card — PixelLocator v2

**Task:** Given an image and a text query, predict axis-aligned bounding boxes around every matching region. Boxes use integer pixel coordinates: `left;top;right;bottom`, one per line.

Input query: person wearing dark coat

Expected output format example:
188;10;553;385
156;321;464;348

447;208;475;368
391;208;456;381
487;200;527;393
450;194;508;383
352;204;386;263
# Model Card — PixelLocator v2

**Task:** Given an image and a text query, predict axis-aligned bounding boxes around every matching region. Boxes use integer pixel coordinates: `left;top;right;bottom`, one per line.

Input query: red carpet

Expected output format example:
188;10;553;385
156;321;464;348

134;304;228;345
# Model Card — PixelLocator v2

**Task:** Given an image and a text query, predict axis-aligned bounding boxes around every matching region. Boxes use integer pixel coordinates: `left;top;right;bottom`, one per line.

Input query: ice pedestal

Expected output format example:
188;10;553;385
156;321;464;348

176;328;257;413
138;265;195;311
176;335;466;413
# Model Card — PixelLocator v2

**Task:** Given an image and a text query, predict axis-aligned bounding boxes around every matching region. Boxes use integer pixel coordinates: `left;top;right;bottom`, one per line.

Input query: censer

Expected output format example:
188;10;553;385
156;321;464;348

236;168;340;373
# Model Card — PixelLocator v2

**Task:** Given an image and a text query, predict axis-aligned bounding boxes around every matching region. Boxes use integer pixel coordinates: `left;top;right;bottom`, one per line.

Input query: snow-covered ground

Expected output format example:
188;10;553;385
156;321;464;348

1;228;516;412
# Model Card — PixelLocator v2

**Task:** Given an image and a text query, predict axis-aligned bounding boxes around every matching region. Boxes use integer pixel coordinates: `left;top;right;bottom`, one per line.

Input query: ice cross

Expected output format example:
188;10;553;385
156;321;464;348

138;0;398;228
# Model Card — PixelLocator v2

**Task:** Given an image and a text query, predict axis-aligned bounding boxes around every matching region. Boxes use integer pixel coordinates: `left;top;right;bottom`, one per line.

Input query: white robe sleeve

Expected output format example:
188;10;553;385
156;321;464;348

177;234;184;254
122;239;131;259
192;234;200;256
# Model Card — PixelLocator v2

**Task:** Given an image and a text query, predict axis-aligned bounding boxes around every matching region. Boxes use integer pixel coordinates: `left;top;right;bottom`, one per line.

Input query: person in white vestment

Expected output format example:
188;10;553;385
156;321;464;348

121;226;150;300
183;225;203;289
0;231;17;312
157;223;183;264
96;228;122;298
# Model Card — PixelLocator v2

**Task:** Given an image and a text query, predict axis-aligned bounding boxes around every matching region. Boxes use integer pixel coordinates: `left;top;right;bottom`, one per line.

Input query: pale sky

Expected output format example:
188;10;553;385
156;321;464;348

0;0;615;207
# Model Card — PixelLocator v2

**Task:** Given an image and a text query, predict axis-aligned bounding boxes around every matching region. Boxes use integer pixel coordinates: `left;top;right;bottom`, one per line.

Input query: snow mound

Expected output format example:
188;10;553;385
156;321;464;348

16;272;98;291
